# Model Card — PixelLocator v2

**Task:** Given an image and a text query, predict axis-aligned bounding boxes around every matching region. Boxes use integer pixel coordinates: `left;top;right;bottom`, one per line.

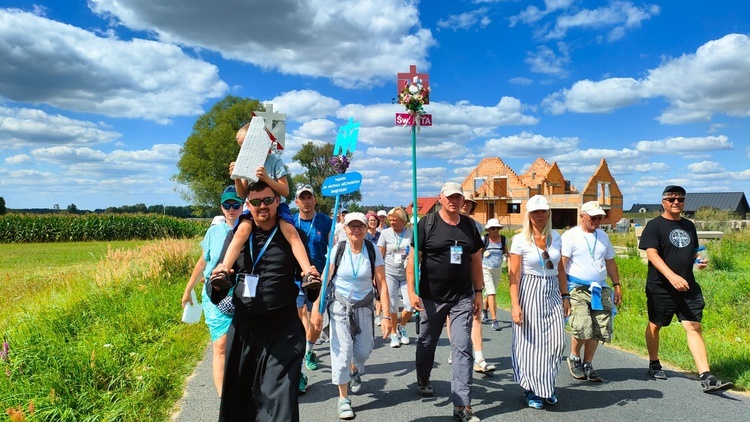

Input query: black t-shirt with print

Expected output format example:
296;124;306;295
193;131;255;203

413;213;483;302
638;216;698;289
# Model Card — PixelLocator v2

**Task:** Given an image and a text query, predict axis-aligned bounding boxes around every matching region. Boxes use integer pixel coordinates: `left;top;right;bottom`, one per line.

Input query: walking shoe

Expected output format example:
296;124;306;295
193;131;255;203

389;333;401;348
491;320;501;331
398;325;410;345
338;397;355;420
545;392;558;405
481;309;490;324
304;351;319;371
700;375;733;393
448;354;452;364
453;406;480;422
299;372;308;394
417;376;434;396
567;355;586;380
648;363;667;380
374;315;382;326
583;363;603;382
473;358;496;373
350;370;362;393
524;390;543;409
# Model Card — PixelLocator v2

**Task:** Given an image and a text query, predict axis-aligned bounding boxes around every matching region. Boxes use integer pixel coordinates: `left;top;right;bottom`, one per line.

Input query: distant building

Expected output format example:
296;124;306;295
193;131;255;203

627;203;662;213
405;197;439;217
457;157;623;229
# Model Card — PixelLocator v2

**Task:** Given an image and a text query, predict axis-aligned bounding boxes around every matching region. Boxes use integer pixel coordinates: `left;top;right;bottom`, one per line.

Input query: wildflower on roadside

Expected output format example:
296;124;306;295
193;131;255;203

0;340;9;362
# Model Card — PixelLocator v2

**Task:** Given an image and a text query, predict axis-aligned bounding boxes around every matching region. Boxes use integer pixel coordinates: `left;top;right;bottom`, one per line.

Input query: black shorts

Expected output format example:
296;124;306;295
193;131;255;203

646;283;704;326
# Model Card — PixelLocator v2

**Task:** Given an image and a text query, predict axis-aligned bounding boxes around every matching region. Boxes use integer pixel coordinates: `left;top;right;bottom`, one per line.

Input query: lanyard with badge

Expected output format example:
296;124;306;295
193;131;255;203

242;226;278;298
450;240;463;264
583;230;605;272
296;213;316;238
393;228;407;265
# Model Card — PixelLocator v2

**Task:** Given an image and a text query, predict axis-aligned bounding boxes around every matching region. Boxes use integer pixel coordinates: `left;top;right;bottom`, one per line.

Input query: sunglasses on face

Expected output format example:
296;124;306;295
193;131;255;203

247;196;276;207
664;197;685;203
588;215;604;221
222;202;242;210
541;250;554;269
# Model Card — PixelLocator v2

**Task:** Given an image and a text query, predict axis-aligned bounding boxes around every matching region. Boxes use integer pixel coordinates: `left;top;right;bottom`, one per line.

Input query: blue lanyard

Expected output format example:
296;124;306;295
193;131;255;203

347;243;364;280
395;227;406;251
296;213;316;238
583;230;598;259
249;226;278;274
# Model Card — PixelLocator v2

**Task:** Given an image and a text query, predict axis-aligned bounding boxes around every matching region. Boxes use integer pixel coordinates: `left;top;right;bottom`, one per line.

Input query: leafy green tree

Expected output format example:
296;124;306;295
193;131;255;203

0;197;6;215
66;203;79;214
174;95;263;211
291;142;361;215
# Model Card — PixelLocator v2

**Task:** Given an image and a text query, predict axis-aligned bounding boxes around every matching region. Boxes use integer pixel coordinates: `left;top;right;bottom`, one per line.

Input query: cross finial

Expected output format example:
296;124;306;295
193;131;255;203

397;65;430;104
333;117;361;155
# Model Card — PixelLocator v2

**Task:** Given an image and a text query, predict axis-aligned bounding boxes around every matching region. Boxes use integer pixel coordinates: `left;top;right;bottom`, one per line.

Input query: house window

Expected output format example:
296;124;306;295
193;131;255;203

474;177;486;193
507;203;520;214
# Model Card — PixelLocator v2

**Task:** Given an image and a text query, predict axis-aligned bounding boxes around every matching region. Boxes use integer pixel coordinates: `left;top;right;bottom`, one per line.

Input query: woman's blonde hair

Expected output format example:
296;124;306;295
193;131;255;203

522;206;552;245
387;207;408;224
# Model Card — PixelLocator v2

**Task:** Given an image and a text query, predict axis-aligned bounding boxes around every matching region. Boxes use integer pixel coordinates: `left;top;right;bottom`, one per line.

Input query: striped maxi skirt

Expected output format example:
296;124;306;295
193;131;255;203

511;273;565;399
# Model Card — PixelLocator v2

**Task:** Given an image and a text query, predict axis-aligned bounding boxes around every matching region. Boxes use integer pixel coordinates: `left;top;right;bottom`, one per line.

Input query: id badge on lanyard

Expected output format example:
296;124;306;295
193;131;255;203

450;241;463;265
242;274;259;298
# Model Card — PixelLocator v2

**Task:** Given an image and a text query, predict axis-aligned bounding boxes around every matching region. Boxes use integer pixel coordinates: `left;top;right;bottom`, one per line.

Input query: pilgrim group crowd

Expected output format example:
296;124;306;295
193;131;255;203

180;123;732;422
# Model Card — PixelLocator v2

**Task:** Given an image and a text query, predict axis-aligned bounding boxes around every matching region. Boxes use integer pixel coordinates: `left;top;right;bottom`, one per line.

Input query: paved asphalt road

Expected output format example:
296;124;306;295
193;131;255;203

172;309;748;421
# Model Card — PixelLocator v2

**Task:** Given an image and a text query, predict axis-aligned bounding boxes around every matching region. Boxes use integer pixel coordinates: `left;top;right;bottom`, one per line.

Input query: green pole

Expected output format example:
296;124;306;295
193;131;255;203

411;123;419;296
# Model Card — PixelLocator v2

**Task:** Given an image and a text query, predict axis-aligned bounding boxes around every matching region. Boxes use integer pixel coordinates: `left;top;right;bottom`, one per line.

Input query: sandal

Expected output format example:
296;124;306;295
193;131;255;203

545;392;558;405
701;376;733;393
473;358;496;373
338;397;355;420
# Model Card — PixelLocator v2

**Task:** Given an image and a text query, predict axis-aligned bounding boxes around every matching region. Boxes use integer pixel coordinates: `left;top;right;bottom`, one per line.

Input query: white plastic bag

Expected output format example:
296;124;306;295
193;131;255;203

181;290;202;324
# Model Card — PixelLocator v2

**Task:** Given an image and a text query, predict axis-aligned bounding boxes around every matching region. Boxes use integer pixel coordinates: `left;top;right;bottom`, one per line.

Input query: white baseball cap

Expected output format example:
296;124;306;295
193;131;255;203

344;212;367;226
581;201;606;216
441;182;463;197
526;195;550;212
377;210;387;217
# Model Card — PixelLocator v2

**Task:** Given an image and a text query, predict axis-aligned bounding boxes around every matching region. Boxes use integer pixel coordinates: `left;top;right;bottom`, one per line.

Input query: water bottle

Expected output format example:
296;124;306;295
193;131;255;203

695;245;707;264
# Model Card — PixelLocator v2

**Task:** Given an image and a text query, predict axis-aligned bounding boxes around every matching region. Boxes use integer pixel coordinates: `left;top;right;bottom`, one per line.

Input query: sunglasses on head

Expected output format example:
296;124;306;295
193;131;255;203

540;250;554;269
663;197;685;203
247;196;276;207
222;202;242;210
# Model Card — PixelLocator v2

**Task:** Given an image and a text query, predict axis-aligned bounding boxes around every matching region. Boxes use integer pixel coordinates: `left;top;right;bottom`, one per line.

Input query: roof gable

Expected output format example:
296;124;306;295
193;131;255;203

684;192;750;213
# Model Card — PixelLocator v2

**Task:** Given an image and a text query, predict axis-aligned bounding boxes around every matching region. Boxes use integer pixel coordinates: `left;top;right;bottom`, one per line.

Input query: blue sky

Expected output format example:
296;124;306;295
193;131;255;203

1;0;749;211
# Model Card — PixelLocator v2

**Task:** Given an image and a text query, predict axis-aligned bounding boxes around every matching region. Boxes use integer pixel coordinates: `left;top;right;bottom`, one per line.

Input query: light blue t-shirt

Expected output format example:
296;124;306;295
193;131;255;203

330;241;384;302
482;237;505;269
199;223;233;341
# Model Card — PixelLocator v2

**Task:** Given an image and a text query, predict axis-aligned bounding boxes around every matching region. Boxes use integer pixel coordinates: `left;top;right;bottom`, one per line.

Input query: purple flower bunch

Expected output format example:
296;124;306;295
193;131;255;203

0;340;9;362
329;155;350;174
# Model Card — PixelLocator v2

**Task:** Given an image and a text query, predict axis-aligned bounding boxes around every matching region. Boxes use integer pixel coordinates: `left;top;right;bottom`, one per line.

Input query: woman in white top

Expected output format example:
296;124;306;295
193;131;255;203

311;212;391;420
376;207;414;348
508;195;571;410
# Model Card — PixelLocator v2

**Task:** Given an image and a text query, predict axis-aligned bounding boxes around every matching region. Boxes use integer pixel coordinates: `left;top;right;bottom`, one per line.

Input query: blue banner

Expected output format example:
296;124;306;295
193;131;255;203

321;172;362;197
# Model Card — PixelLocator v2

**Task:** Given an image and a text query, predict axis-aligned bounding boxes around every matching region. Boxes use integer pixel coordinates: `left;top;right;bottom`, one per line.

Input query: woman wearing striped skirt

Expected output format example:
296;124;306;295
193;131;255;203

508;195;571;409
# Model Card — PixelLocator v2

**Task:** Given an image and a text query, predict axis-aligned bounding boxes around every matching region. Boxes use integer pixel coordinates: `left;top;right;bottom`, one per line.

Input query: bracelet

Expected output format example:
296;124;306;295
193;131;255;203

474;289;483;293
561;294;571;299
380;316;392;321
613;283;621;287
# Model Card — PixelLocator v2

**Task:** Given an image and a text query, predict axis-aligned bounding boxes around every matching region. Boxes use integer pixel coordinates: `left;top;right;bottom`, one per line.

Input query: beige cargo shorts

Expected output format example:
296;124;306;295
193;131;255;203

568;285;613;342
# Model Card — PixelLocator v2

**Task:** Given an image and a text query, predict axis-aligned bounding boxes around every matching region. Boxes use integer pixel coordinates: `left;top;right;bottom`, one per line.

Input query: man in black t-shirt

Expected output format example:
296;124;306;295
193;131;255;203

406;182;484;422
210;181;315;421
638;185;732;393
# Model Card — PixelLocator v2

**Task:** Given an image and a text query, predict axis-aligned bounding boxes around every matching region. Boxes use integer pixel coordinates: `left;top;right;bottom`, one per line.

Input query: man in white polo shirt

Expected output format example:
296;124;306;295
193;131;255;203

561;201;622;382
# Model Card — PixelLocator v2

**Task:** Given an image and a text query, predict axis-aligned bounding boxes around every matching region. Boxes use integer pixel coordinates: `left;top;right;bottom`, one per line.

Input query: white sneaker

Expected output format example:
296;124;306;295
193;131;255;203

389;334;401;348
398;325;409;345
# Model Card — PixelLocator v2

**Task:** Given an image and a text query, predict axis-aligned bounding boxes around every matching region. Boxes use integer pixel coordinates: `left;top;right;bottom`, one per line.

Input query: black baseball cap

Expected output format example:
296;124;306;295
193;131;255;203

662;185;686;196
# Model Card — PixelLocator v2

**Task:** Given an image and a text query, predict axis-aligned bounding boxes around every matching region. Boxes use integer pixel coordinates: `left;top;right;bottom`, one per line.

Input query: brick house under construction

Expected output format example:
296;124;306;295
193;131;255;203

461;157;623;229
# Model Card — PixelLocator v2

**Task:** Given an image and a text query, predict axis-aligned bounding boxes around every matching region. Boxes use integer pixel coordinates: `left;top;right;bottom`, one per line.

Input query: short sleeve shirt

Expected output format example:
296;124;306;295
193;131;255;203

510;231;562;276
561;226;615;283
330;241;385;302
413;213;483;302
264;154;287;181
293;212;333;273
639;216;699;289
377;226;413;279
200;223;232;280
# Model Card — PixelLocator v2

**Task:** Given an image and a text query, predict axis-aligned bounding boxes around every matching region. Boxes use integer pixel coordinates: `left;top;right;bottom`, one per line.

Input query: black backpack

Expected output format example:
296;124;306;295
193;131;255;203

329;240;379;300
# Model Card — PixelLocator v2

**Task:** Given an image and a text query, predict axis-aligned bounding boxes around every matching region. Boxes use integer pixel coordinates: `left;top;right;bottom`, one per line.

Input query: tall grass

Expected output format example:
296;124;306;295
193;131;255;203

0;240;208;421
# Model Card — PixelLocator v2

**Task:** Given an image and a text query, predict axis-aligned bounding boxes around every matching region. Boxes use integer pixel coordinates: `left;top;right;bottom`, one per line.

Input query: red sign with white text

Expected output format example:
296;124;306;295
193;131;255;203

395;113;432;126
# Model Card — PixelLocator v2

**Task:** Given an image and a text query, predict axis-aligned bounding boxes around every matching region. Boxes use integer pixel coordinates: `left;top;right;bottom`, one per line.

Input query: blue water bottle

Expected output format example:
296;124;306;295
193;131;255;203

695;245;707;264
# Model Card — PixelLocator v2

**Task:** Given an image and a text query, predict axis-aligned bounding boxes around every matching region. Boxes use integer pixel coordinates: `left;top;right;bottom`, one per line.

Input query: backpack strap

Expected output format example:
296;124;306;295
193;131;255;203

483;234;489;249
500;234;507;252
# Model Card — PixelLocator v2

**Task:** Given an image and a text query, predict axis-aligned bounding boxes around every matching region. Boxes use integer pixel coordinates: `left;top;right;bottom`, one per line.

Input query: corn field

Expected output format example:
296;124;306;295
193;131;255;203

0;214;208;243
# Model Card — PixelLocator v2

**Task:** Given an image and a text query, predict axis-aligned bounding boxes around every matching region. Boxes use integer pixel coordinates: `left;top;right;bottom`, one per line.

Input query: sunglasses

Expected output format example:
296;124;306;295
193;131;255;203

222;202;242;210
588;215;604;221
664;197;685;203
247;196;276;207
541;250;554;269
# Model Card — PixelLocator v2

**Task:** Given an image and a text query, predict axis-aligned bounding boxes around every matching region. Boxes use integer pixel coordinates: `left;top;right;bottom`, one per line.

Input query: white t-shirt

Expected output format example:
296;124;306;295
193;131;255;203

330;241;385;302
377;226;413;279
561;226;615;283
510;230;562;276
